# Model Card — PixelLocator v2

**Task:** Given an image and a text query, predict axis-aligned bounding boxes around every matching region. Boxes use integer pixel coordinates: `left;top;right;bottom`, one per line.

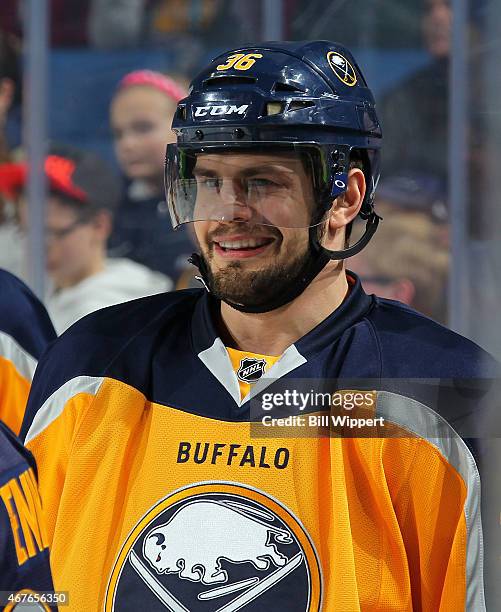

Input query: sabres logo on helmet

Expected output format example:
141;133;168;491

105;482;322;611
326;51;357;87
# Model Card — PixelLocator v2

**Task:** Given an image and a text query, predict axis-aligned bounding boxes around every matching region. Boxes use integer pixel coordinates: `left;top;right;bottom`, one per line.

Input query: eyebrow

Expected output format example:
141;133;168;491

193;164;294;177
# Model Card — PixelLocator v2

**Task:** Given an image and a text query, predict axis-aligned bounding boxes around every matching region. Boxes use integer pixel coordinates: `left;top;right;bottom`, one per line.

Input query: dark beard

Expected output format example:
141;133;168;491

202;243;315;309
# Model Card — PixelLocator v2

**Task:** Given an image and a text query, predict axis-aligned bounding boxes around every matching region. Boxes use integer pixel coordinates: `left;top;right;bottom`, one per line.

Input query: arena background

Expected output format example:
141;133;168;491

1;0;500;605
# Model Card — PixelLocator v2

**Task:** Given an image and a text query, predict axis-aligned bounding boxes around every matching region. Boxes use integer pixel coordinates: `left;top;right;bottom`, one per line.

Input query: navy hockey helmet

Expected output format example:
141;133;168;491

165;40;383;312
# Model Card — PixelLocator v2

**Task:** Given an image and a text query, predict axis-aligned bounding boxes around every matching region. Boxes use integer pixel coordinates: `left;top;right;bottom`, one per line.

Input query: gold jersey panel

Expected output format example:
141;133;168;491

0;355;31;435
28;377;468;612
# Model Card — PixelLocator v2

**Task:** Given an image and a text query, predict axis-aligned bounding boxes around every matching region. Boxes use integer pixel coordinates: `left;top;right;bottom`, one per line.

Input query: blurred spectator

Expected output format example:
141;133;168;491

377;171;449;235
350;200;449;324
88;0;147;49
0;30;20;164
350;211;449;324
0;28;24;279
0;0;90;47
149;0;220;38
109;70;195;282
290;0;423;49
88;0;249;58
379;0;451;179
0;147;172;334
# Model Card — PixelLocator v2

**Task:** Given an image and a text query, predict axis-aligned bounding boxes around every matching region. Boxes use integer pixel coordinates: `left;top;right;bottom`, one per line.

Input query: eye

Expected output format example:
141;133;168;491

131;120;155;134
245;177;282;196
248;178;278;188
199;176;221;190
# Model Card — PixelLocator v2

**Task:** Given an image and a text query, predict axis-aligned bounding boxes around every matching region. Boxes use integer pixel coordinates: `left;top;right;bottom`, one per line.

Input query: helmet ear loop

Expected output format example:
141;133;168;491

312;192;382;261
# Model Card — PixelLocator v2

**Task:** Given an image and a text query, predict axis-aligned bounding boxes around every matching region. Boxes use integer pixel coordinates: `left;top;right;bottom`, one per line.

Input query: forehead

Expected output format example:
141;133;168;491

194;151;306;173
46;195;80;220
425;0;450;9
111;86;176;118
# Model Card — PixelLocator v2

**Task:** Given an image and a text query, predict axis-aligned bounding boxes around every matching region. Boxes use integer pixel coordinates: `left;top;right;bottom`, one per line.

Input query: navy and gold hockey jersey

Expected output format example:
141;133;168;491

0;269;56;434
0;421;54;603
21;274;496;611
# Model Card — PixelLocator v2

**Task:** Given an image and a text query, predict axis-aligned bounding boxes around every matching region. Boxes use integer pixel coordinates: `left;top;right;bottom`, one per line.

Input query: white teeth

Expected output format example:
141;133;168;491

218;239;269;249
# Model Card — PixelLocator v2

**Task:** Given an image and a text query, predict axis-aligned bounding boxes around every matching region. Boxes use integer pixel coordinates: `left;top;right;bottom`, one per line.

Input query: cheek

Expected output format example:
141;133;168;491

193;221;209;250
113;137;126;159
62;232;94;265
46;241;76;275
281;229;309;255
141;125;172;158
59;241;81;266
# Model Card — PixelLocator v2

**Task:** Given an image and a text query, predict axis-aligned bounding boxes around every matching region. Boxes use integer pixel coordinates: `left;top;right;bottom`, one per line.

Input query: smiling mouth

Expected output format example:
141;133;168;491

214;237;275;252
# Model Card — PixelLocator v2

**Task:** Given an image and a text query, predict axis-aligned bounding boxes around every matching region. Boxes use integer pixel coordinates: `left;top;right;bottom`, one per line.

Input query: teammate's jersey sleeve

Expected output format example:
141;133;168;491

0;270;56;434
0;422;54;599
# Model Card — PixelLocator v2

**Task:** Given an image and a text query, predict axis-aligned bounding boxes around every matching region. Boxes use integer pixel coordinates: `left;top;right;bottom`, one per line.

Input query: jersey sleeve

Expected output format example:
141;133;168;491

0;422;55;604
379;391;484;611
22;361;101;548
0;270;56;434
0;344;34;435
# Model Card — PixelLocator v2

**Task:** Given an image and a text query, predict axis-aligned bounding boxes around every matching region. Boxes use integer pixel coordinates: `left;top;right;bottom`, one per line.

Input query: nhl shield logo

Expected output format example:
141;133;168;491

105;482;322;611
237;357;267;383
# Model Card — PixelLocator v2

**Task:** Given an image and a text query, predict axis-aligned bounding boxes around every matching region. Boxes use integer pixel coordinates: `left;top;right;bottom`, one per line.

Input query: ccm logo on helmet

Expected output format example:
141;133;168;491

194;104;249;117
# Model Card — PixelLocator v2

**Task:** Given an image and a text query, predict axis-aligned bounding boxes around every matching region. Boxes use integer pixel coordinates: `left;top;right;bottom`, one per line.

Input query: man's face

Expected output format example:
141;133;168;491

44;196;103;289
423;0;452;58
111;86;177;183
192;152;317;307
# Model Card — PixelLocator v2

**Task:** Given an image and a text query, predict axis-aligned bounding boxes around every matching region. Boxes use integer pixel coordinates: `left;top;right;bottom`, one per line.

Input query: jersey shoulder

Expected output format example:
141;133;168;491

0;269;56;359
366;297;498;378
38;287;201;376
21;289;203;439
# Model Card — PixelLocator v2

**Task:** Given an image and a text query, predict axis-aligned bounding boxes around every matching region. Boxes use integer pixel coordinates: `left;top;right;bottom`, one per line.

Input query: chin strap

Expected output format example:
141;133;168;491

317;212;381;260
189;211;381;313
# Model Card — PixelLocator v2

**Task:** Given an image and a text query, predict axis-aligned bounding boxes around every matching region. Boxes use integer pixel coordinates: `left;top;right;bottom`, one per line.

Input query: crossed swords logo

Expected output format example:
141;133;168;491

327;52;357;87
128;549;304;612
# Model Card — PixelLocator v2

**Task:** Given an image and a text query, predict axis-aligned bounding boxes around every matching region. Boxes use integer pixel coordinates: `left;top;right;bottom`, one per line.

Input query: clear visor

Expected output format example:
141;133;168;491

166;143;341;229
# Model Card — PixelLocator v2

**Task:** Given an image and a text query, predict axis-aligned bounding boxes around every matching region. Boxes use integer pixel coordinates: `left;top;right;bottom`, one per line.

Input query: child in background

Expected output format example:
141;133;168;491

0;147;172;334
109;70;196;284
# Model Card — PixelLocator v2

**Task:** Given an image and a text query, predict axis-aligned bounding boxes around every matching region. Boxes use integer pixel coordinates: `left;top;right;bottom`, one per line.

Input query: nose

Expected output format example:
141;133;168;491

116;131;137;155
219;179;253;222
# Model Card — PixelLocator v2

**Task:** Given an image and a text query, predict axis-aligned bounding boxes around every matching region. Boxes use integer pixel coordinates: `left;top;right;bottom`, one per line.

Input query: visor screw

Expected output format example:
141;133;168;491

195;130;204;140
233;128;245;139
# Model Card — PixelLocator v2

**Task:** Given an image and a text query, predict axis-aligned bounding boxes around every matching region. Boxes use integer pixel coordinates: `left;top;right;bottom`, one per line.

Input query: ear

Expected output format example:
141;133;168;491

328;168;366;230
92;210;112;240
320;168;366;250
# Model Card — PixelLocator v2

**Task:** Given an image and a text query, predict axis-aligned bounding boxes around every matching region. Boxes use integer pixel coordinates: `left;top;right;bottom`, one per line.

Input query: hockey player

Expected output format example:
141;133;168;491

22;42;495;610
0;269;55;434
0;421;55;607
0;270;55;604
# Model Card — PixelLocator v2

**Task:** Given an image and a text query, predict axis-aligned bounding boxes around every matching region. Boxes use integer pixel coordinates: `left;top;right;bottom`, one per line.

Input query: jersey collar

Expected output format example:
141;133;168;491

190;272;374;406
191;271;372;356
